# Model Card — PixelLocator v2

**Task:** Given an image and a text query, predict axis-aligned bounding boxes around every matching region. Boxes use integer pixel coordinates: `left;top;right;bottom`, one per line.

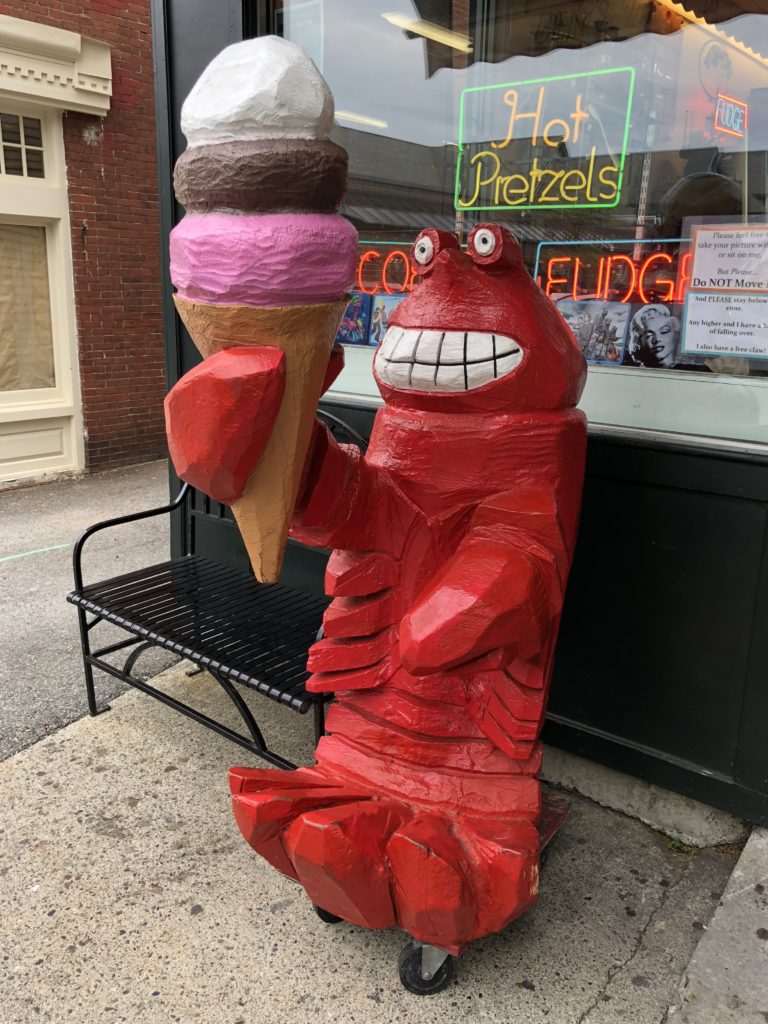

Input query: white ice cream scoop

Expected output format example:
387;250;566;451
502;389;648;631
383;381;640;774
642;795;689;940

181;35;334;147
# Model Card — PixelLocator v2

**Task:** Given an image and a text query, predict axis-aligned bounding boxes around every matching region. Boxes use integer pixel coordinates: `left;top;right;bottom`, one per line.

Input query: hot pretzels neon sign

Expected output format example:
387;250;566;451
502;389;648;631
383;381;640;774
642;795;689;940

455;68;635;212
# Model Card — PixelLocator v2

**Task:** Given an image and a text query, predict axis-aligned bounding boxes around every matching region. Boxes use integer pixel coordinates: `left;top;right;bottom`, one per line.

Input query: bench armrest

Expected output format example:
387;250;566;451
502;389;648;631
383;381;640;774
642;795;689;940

317;409;369;452
72;483;190;592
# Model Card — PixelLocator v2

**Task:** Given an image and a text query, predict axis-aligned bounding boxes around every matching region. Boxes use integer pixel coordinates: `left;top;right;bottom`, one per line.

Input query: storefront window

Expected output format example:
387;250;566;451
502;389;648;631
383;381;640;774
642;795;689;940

275;0;768;449
0;223;55;392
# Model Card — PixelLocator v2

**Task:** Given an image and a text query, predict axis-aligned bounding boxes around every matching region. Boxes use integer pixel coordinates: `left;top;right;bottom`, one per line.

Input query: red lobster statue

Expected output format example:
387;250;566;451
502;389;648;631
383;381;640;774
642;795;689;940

229;223;587;988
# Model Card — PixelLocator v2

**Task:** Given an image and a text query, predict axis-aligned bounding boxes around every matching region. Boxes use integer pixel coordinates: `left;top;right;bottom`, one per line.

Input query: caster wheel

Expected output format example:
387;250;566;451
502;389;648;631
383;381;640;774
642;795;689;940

314;904;343;924
398;943;454;995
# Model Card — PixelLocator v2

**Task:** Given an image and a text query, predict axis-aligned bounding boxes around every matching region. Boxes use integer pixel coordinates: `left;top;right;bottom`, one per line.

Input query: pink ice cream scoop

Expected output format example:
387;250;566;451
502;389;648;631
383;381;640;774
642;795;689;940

170;212;357;306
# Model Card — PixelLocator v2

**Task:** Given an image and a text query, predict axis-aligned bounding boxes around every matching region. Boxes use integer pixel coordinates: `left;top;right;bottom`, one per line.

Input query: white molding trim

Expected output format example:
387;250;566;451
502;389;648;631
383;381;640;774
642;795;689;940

0;105;84;481
0;14;111;116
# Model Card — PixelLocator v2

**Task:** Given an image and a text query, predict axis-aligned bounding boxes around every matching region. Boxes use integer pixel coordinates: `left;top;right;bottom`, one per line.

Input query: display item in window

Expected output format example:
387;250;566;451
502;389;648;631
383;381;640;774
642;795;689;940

336;291;372;345
557;299;630;366
626;303;682;368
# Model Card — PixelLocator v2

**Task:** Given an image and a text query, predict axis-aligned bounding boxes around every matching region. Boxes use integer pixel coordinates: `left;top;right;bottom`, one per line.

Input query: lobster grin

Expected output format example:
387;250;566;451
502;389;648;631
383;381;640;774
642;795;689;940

374;326;524;392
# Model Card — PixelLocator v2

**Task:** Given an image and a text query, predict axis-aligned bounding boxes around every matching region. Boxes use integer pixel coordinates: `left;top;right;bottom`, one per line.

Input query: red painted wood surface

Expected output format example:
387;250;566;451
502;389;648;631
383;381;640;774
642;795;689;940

164;346;285;505
230;226;588;954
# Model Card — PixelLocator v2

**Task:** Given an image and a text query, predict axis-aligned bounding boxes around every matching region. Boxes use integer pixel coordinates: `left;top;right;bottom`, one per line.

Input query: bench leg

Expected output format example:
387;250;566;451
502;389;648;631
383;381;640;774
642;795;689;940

76;607;109;717
210;670;267;751
314;701;327;745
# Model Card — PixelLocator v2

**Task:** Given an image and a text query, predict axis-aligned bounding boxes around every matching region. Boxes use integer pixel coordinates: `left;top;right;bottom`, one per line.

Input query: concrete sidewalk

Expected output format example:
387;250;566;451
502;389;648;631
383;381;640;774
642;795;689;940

0;662;745;1024
673;826;768;1022
1;463;765;1022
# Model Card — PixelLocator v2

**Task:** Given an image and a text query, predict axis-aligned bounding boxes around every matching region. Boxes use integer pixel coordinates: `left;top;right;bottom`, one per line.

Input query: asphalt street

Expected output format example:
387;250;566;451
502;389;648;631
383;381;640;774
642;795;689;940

0;460;177;760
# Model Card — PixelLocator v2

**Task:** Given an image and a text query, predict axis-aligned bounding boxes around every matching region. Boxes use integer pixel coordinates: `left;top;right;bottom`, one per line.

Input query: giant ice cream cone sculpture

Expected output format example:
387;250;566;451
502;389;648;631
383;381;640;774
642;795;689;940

165;37;357;582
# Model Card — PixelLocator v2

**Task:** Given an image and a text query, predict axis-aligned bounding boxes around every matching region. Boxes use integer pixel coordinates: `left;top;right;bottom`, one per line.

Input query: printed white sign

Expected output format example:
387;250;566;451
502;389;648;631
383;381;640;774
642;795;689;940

689;225;768;293
683;224;768;358
683;292;768;358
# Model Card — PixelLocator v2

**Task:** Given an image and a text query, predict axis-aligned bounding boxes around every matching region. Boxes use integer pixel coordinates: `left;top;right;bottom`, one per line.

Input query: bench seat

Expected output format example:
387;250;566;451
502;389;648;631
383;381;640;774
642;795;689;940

68;532;331;768
68;554;329;713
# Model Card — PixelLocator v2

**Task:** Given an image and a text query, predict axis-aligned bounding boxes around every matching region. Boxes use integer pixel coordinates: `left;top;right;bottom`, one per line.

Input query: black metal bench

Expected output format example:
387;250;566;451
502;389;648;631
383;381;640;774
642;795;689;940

67;412;367;770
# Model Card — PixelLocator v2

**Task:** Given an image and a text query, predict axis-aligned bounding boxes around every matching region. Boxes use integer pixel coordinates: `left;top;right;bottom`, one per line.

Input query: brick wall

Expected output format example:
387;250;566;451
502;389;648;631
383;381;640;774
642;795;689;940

0;1;167;470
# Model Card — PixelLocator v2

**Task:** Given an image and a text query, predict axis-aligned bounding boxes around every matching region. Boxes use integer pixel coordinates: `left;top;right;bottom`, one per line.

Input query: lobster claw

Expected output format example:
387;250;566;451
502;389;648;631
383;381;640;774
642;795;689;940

164;345;285;505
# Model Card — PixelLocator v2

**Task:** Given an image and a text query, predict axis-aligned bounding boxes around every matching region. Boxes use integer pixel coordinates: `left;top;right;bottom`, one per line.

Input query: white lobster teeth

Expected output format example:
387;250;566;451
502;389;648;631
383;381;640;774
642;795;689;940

374;327;523;392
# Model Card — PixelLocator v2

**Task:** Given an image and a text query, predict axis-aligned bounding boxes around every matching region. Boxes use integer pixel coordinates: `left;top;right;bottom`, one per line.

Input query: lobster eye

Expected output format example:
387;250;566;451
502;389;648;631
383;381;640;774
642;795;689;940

413;236;434;266
469;224;522;269
410;228;460;275
473;228;496;257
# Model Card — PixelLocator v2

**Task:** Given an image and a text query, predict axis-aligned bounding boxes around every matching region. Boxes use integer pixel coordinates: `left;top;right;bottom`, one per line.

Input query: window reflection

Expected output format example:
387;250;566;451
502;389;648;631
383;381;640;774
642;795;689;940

273;0;768;441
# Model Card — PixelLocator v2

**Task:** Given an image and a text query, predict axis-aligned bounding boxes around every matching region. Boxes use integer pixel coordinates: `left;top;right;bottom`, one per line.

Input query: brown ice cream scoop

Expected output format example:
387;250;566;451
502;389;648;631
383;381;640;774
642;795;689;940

174;138;348;214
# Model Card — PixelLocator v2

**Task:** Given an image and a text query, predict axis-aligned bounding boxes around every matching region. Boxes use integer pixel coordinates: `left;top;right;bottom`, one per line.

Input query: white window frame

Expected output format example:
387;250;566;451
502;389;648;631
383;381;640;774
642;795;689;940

0;97;83;473
0;13;111;480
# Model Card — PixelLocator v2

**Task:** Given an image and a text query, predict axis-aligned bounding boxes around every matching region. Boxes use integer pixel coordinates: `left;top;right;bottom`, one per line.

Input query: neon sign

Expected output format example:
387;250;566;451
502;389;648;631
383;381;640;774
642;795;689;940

714;93;748;138
535;238;691;306
355;237;692;306
455;68;634;212
356;247;416;295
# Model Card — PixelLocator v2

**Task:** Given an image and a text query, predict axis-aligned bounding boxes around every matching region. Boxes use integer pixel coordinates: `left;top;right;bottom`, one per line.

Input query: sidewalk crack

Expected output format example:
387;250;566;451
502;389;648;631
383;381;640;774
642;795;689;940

575;859;691;1024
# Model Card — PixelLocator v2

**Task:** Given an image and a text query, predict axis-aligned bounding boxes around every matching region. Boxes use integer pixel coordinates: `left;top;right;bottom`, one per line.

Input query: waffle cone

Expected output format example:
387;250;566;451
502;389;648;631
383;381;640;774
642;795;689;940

174;294;347;583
